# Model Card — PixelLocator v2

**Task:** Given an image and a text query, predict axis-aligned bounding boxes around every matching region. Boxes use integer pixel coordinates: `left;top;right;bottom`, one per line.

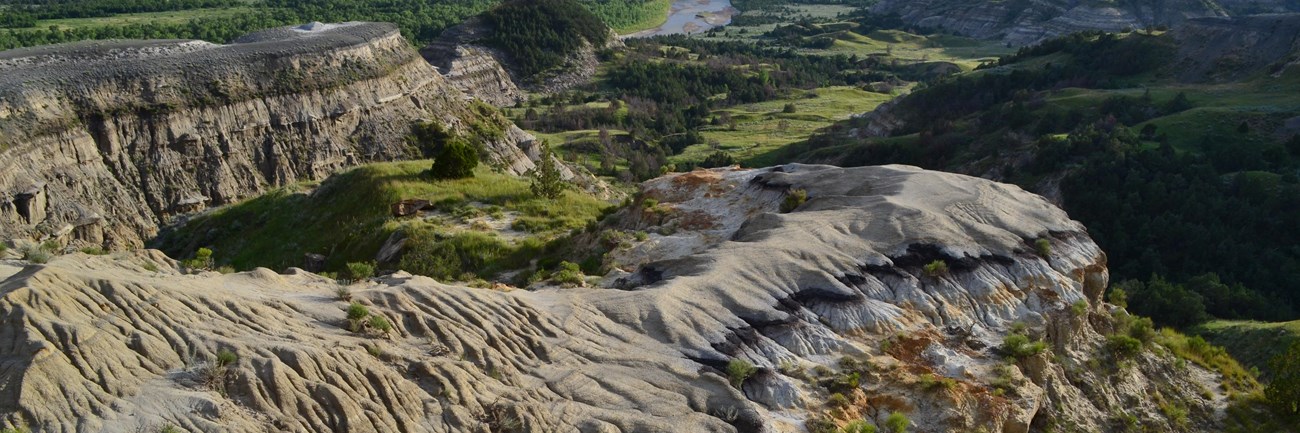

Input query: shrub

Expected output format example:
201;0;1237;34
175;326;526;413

923;260;948;277
335;286;352;301
1106;334;1143;359
726;358;758;388
806;417;839;433
1267;341;1300;415
700;151;737;168
783;103;798;113
840;420;877;433
346;302;370;332
80;246;107;255
550;261;585;287
215;348;238;367
368;315;393;334
884;412;909;433
21;244;51;264
346;261;375;281
1001;334;1047;360
159;426;181;433
1071;300;1089;317
827;371;861;393
781;189;807;213
430;138;479;179
183;247;214;271
1034;238;1051;258
827;392;850;408
1107;287;1129;308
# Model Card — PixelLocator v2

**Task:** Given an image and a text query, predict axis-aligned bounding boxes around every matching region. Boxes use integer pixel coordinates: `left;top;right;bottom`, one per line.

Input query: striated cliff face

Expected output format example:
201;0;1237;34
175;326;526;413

0;165;1226;432
873;0;1231;46
0;22;538;250
420;17;623;106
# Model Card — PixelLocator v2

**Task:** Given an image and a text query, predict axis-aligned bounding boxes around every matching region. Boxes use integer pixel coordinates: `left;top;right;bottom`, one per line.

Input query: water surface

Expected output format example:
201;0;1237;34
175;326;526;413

625;0;736;38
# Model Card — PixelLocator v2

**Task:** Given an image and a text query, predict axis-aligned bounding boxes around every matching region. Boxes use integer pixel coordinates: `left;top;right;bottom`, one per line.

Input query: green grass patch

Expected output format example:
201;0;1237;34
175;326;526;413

1195;320;1300;378
158;161;611;275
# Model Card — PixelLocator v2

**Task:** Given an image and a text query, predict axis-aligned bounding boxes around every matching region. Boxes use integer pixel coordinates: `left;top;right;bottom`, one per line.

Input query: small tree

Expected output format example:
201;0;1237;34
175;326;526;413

431;138;478;179
884;412;909;433
1267;341;1300;416
529;141;567;199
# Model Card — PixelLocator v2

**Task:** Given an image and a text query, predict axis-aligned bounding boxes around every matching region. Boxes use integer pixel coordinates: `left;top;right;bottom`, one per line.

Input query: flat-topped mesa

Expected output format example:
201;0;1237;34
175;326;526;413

0;165;1228;432
0;22;539;249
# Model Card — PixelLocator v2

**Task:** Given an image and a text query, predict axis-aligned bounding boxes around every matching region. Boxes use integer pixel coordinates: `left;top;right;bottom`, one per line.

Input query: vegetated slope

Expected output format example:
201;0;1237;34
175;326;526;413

1195;320;1300;376
0;22;538;250
0;165;1236;432
870;0;1300;46
782;24;1300;327
155;161;611;278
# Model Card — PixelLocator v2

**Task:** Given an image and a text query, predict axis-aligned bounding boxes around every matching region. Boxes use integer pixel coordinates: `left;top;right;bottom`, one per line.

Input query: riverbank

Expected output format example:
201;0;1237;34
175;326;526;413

621;0;736;38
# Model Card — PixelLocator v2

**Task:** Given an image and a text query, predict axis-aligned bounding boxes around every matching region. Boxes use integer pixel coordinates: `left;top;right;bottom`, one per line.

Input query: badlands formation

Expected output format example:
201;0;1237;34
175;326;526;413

0;164;1227;432
0;23;541;250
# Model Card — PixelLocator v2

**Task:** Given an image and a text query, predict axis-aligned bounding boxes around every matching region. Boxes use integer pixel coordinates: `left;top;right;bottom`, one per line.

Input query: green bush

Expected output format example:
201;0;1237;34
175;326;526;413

183;247;214;271
368;315;393;334
1001;333;1047;360
1034;238;1052;258
550;261;585;287
781;189;807;213
1071;300;1089;317
827;392;849;408
840;420;877;433
783;103;798;114
726;358;758;388
1267;341;1300;415
215;348;238;367
346;302;370;332
827;371;861;393
345;261;375;281
80;246;107;255
1106;334;1144;359
923;260;948;277
431;138;479;179
884;412;909;433
21;244;51;264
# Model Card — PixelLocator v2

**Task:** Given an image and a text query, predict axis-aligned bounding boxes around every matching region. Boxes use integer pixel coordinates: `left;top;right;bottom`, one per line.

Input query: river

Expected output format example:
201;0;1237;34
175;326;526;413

623;0;737;38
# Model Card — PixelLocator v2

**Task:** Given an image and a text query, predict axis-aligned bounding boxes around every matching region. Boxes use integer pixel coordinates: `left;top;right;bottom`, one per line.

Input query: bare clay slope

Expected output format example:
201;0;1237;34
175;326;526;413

0;165;1225;432
0;22;538;250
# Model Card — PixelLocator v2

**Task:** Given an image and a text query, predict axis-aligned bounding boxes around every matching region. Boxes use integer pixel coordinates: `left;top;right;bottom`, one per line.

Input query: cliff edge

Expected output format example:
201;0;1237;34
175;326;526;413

0;22;539;250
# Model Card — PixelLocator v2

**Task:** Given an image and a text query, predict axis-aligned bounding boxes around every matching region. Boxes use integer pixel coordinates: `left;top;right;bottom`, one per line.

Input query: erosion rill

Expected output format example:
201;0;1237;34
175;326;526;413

0;22;539;250
0;165;1228;432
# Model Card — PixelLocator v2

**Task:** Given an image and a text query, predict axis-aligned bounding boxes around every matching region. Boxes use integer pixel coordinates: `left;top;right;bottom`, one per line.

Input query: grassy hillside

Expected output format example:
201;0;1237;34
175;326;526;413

156;161;611;280
1196;320;1300;377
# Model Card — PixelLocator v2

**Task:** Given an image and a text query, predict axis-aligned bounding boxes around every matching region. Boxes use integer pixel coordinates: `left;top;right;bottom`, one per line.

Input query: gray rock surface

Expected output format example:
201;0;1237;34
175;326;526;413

0;22;538;249
0;165;1227;432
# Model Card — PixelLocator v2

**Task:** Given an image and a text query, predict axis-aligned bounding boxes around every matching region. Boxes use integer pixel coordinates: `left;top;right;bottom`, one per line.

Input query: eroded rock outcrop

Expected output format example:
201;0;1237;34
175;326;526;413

0;165;1226;432
420;17;622;106
873;0;1231;46
0;22;538;250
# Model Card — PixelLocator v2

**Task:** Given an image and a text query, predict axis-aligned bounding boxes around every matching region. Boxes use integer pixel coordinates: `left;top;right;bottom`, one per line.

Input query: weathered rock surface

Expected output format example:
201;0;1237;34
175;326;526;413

0;22;538;250
873;0;1236;46
0;165;1226;432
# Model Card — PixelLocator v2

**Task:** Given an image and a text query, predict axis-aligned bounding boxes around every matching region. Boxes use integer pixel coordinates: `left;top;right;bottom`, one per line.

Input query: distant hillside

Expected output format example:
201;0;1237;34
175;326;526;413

871;0;1300;46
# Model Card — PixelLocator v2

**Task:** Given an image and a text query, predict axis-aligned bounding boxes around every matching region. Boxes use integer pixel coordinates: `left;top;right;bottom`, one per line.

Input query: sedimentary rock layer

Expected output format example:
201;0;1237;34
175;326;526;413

0;23;537;249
